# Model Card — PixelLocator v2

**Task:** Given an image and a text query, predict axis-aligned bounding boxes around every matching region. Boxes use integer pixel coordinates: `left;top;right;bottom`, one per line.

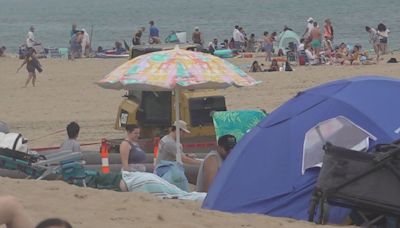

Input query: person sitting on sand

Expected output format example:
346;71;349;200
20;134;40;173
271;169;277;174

119;124;147;172
114;41;125;53
350;45;361;65
16;48;42;88
304;44;317;65
132;27;145;46
249;60;263;72
155;121;200;166
334;43;350;65
0;195;34;228
59;122;81;152
207;38;219;54
154;121;200;190
267;59;280;72
196;134;236;192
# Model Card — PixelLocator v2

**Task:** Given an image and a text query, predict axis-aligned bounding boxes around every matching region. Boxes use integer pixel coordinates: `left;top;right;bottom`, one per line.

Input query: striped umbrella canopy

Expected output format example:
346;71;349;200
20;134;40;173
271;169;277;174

97;46;260;164
97;46;260;90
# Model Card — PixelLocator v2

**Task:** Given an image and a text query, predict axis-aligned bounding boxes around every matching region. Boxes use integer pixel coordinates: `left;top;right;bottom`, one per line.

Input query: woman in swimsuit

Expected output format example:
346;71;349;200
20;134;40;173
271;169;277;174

16;48;42;88
119;124;147;173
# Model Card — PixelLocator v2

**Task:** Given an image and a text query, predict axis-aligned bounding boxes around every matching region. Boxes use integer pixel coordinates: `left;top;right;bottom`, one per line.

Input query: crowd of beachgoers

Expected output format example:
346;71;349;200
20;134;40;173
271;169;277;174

0;17;394;64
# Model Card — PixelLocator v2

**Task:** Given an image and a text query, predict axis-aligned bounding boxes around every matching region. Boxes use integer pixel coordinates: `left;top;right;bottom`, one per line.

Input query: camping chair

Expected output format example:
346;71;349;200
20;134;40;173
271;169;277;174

308;143;400;227
46;48;61;58
32;150;86;186
0;148;86;186
58;48;69;59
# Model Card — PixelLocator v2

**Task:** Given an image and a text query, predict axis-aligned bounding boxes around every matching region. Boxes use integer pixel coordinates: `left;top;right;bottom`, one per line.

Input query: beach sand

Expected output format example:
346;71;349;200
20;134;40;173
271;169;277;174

1;54;400;227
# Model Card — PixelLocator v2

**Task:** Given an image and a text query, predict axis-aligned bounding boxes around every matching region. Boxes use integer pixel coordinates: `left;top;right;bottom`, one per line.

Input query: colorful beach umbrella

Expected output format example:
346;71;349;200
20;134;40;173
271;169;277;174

97;46;260;163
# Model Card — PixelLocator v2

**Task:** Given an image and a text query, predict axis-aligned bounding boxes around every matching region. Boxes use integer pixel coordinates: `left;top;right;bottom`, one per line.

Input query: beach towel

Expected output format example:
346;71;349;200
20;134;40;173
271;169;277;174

154;160;189;191
212;110;267;141
122;171;206;201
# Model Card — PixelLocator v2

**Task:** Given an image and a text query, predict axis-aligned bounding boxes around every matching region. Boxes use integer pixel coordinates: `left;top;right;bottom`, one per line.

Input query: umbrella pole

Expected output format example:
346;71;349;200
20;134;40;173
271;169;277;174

175;89;183;164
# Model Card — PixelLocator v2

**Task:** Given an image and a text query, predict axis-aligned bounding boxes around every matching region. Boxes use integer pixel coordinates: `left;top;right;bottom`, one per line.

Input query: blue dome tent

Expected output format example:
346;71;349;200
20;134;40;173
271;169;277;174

203;76;400;223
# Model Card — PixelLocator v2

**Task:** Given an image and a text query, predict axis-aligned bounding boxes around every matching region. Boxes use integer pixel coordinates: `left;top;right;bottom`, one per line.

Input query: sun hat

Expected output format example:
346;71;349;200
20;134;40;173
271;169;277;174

173;120;191;133
194;26;199;30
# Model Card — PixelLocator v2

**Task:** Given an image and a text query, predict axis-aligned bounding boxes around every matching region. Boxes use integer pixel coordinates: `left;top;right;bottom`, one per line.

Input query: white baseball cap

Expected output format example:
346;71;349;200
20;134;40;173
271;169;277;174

307;17;314;23
173;120;191;133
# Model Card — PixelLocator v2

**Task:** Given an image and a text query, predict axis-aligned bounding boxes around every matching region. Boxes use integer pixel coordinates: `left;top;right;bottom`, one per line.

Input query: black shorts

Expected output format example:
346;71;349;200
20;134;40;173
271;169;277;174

380;37;388;44
27;65;35;73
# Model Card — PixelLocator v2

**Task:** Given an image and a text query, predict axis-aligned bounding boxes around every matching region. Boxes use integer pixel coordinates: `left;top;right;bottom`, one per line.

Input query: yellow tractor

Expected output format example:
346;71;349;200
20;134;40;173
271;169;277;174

112;90;226;154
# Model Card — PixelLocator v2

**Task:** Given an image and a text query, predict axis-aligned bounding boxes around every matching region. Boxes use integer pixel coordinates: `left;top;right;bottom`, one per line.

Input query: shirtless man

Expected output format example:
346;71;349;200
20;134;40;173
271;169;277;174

309;22;321;62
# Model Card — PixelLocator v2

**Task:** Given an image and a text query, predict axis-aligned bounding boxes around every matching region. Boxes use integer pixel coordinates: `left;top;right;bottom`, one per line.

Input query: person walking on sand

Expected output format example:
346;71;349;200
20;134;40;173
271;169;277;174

149;21;160;44
264;32;276;62
365;26;380;60
80;28;91;57
377;23;389;55
26;26;40;49
16;48;42;88
323;19;334;47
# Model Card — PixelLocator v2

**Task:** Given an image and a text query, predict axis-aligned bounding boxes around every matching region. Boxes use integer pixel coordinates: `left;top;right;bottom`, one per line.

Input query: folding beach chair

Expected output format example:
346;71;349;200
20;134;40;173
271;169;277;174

0;148;87;186
308;142;400;227
31;150;86;185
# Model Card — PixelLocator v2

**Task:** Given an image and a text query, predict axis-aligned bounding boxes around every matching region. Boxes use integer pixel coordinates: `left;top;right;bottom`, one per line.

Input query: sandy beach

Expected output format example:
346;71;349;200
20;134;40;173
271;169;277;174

1;54;400;227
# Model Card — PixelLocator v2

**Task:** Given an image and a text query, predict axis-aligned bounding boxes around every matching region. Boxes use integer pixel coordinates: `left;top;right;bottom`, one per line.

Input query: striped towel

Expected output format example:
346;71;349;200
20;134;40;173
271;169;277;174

122;171;206;201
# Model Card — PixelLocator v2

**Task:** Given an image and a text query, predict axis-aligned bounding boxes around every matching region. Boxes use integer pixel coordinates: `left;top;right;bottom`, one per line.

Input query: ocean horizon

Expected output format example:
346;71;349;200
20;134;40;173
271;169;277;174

0;0;399;53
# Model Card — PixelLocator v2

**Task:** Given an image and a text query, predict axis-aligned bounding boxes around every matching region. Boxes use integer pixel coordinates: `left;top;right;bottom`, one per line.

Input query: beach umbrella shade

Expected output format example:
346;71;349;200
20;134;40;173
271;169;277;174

97;46;260;163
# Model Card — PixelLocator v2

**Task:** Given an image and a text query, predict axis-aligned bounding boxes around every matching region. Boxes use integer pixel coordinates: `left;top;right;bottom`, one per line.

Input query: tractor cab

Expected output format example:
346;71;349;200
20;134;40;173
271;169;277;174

114;90;226;153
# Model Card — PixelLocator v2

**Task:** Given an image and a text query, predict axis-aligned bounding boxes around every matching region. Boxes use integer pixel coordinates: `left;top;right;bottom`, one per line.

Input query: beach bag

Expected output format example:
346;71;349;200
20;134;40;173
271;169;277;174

0;132;28;153
84;170;122;190
154;160;189;191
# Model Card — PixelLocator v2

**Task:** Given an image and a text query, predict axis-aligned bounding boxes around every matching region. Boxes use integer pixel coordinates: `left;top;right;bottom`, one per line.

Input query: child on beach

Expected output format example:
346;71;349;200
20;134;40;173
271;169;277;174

267;59;280;72
59;122;81;153
249;61;263;72
16;48;42;88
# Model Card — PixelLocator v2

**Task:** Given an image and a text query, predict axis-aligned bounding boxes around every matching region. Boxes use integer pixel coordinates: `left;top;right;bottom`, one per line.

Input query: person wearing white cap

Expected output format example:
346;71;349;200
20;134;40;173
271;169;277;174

192;26;203;47
156;120;201;166
154;120;201;190
302;17;315;38
26;26;39;48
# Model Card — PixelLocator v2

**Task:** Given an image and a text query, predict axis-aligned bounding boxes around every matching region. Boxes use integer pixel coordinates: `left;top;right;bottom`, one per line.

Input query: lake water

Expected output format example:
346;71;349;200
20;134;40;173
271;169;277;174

0;0;399;53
